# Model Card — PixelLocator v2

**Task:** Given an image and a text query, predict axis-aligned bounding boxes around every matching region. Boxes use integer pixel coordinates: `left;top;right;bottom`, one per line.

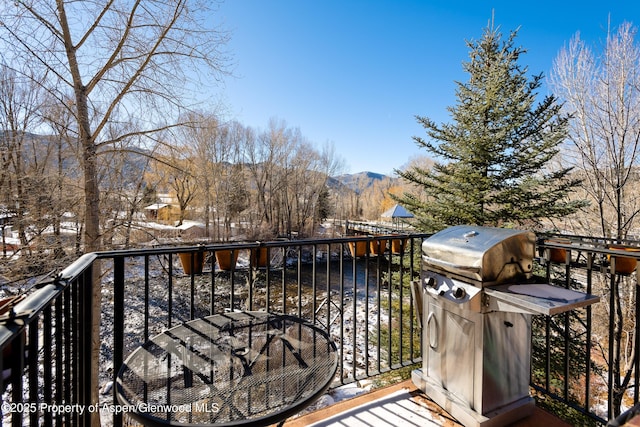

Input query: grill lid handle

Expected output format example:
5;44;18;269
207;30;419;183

463;230;478;239
422;256;481;273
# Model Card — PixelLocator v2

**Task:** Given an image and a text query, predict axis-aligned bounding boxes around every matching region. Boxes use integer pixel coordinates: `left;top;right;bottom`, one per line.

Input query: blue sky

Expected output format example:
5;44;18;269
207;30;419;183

215;1;639;175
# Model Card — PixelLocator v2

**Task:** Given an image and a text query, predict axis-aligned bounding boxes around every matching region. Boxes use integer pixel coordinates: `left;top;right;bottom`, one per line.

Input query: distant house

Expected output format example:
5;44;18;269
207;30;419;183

0;208;16;227
0;208;18;252
176;220;206;239
144;203;178;223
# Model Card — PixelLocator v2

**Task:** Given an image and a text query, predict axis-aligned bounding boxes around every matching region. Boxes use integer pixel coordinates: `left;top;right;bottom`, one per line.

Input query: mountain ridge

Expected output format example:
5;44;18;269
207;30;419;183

329;171;390;193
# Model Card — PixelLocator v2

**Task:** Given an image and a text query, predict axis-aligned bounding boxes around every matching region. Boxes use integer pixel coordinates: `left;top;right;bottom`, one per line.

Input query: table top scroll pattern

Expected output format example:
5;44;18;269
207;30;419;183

117;311;338;426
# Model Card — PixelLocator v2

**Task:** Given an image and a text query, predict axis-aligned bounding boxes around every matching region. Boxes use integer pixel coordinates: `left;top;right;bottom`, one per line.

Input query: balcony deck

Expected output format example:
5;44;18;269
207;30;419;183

280;380;571;427
1;234;632;426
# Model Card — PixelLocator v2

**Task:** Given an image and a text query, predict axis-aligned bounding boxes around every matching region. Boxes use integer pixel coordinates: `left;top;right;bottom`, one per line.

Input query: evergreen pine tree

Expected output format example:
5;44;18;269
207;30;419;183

396;23;586;231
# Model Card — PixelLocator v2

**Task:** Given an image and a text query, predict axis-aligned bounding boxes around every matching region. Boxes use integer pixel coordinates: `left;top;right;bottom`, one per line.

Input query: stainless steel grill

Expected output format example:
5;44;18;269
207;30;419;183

411;225;599;427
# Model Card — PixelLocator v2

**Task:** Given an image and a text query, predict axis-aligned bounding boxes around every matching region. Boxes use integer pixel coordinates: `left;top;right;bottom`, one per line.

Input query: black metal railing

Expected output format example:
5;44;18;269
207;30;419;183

0;234;425;426
534;235;640;425
1;233;640;426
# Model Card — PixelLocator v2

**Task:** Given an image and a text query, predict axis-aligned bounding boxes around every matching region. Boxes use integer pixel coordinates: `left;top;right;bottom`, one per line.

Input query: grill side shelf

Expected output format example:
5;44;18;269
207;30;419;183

484;284;600;316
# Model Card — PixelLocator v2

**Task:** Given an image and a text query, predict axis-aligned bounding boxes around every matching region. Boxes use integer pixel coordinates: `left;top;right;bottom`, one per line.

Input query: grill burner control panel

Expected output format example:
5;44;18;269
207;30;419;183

423;271;482;311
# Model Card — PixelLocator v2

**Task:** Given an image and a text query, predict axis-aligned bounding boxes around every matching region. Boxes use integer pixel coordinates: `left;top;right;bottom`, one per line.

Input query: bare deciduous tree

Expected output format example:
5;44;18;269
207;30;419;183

183;113;222;238
181;114;247;240
0;66;44;255
551;22;640;240
1;0;230;250
551;21;640;418
242;119;344;238
0;1;230;420
42;96;85;255
244;118;289;232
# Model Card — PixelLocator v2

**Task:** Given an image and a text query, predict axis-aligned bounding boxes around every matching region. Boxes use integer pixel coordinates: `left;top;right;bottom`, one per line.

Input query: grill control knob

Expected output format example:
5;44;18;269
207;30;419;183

425;276;437;289
452;286;466;299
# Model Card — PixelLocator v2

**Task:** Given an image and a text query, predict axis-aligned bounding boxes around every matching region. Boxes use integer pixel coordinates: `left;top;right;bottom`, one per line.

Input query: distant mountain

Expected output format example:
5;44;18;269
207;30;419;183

0;131;156;189
1;129;393;196
329;171;388;193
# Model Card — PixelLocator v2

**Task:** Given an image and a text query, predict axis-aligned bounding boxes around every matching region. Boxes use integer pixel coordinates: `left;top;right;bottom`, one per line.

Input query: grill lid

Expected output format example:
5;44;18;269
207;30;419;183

422;225;535;284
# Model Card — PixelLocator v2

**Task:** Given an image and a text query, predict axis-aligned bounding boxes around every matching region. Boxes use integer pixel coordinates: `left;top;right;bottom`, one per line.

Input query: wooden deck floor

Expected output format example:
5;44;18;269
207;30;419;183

277;380;572;427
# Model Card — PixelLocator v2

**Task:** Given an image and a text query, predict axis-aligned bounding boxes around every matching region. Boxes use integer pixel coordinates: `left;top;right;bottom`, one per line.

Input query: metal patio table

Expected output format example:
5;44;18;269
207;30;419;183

116;311;339;427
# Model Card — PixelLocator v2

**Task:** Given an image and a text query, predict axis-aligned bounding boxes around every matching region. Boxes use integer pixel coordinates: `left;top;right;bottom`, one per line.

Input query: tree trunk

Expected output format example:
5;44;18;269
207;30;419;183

80;118;102;427
58;2;102;419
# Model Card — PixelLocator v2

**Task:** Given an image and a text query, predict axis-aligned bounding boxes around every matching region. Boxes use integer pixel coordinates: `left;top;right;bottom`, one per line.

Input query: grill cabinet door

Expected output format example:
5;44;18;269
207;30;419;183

482;311;532;413
425;300;475;406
